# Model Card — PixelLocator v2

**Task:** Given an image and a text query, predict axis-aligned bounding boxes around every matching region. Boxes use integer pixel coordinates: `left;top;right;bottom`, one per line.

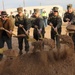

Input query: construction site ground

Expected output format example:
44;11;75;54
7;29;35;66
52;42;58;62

0;22;75;75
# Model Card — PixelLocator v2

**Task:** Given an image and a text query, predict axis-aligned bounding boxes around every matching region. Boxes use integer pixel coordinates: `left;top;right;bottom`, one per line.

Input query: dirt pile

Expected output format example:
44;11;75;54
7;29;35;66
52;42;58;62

59;35;74;49
53;35;74;60
32;40;44;52
0;36;74;75
32;37;74;60
0;51;74;75
43;38;55;49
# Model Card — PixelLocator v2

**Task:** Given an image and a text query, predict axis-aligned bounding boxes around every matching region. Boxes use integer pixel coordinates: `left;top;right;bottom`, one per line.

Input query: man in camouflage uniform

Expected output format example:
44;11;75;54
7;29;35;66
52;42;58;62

63;4;75;23
63;4;75;50
15;7;29;55
47;7;62;49
32;9;45;40
48;7;62;40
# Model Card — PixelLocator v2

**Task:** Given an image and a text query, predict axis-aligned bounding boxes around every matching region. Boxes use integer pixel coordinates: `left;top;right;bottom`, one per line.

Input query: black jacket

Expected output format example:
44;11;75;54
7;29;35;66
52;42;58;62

48;15;62;28
33;17;44;29
47;14;62;34
63;12;75;22
31;15;44;29
15;14;30;34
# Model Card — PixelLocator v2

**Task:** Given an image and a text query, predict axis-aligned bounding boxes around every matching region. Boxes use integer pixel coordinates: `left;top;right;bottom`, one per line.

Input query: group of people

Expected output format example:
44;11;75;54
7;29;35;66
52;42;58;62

0;4;75;59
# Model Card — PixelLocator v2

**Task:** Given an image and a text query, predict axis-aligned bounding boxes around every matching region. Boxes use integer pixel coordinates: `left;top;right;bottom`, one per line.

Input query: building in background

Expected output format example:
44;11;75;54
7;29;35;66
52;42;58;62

5;5;64;18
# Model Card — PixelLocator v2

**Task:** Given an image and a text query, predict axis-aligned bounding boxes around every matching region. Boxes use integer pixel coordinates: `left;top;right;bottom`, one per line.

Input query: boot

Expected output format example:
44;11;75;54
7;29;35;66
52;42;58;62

0;54;3;61
25;49;29;54
19;50;23;55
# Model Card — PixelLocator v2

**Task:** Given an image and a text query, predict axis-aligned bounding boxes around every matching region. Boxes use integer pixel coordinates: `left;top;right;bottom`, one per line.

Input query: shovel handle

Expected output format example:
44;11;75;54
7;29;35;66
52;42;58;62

0;27;16;36
50;24;59;35
21;27;29;38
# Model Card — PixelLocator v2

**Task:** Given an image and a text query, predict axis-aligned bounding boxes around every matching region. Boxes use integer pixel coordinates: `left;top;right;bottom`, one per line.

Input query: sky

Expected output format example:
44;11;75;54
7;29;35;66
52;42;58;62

0;0;75;10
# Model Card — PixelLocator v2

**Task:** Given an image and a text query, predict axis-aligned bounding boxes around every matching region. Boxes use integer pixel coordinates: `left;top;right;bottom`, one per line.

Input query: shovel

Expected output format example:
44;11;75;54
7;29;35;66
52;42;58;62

51;25;60;59
21;27;29;38
0;27;36;42
0;27;16;36
51;25;60;49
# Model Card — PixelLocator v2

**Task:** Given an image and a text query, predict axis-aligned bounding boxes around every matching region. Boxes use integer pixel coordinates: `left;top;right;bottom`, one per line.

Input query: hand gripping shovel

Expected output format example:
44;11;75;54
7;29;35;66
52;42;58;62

51;25;60;59
21;27;29;39
0;27;26;38
21;27;36;42
0;27;16;36
51;25;60;49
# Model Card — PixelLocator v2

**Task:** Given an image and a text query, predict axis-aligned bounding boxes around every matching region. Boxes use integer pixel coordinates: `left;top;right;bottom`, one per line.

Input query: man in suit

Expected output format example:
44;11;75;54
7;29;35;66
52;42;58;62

0;11;13;59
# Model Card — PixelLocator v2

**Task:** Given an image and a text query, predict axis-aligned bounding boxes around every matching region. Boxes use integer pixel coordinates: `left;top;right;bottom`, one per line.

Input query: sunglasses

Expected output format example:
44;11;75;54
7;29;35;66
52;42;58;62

54;11;58;12
2;15;7;18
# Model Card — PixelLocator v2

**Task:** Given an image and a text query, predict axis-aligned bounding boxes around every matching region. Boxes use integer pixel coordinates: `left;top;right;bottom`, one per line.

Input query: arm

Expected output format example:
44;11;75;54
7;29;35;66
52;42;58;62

15;15;20;27
39;18;44;29
23;17;30;31
8;19;14;31
71;17;75;25
63;13;69;22
47;14;53;26
57;17;62;29
70;13;75;25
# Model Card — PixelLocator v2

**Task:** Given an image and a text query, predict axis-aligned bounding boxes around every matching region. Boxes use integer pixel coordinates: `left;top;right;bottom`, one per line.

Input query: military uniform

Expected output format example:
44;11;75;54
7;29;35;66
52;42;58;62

63;4;75;22
32;9;45;40
47;7;62;40
63;4;75;50
15;7;29;54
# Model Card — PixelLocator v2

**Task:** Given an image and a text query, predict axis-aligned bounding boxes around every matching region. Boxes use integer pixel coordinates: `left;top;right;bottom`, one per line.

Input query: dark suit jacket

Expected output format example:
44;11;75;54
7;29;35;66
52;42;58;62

0;18;13;38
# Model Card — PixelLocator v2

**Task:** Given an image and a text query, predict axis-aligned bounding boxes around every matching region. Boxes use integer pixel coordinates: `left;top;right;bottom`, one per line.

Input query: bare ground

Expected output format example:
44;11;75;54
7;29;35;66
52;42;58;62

0;23;75;75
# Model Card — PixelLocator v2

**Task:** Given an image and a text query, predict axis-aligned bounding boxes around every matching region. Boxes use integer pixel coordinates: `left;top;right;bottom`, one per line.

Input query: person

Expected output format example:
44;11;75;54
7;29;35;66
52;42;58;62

32;9;45;40
15;7;29;55
9;12;15;31
0;11;13;59
47;7;62;44
0;11;1;19
63;4;75;35
10;12;15;18
63;4;75;50
63;4;75;23
41;10;47;27
29;10;32;18
48;9;54;18
24;9;29;18
0;15;1;19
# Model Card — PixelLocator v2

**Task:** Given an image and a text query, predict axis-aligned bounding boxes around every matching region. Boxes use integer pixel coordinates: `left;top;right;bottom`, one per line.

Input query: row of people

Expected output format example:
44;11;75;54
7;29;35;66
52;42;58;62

0;4;75;58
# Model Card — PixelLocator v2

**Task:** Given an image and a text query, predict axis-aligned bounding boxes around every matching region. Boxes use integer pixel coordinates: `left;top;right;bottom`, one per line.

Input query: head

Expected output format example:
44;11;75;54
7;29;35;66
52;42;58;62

24;9;26;13
34;9;40;17
67;4;73;13
10;12;13;14
30;10;32;14
52;7;59;16
17;7;23;16
1;11;8;21
43;10;46;13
